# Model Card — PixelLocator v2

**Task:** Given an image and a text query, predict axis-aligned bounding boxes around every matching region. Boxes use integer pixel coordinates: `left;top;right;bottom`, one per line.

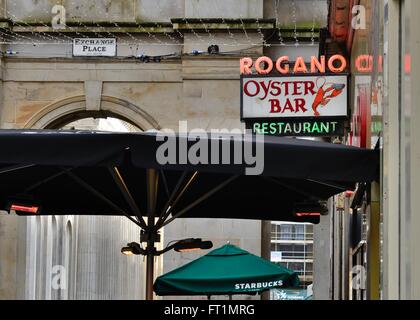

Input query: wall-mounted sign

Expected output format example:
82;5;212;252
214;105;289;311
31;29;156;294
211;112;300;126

247;118;345;137
241;74;348;119
240;55;347;75
270;251;283;262
241;74;348;137
73;38;117;57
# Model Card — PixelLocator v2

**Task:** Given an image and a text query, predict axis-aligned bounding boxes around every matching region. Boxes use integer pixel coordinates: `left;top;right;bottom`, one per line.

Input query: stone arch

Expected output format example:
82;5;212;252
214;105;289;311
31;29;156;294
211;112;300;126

24;95;161;130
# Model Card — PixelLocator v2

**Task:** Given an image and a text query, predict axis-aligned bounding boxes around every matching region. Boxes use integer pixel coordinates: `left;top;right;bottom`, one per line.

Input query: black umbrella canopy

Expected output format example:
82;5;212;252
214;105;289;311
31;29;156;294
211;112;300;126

0;130;379;224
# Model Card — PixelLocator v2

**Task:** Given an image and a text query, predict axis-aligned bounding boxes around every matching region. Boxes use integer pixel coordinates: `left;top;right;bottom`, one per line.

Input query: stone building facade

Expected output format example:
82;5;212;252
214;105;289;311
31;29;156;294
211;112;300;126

0;0;327;299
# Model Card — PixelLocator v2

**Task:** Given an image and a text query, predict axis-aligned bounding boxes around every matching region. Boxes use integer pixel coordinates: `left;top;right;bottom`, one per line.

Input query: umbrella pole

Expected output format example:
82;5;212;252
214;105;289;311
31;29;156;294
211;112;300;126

145;169;159;301
145;239;155;300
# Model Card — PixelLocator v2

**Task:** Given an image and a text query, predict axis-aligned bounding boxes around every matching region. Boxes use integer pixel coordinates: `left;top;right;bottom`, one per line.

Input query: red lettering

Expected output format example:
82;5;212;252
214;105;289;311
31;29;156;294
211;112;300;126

270;81;281;96
240;57;253;74
275;56;290;74
295;98;307;113
310;56;326;73
293;82;303;95
328;55;347;73
304;81;316;95
255;56;273;75
240;55;347;75
269;99;281;113
283;82;291;96
355;55;373;73
293;57;308;73
259;80;272;100
283;99;295;113
244;80;260;97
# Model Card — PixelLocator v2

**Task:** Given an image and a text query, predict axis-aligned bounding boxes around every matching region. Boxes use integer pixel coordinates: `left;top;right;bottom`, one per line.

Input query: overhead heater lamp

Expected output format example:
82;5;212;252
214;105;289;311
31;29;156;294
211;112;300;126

295;212;321;217
121;242;144;256
173;238;213;253
10;204;40;214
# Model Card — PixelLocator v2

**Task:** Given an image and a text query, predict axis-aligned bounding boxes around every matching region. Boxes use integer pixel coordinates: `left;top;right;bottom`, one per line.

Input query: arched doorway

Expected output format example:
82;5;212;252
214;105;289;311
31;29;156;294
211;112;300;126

20;95;162;300
23;95;161;131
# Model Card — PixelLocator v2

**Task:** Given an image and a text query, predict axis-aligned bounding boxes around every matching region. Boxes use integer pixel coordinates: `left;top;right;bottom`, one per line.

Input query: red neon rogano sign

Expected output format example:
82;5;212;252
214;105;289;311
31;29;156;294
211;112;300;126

240;55;347;75
10;204;39;214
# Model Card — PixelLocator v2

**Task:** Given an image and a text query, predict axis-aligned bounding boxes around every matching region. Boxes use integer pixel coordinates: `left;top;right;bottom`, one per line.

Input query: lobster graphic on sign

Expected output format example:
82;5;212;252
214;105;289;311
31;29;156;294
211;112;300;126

312;77;346;117
241;74;348;119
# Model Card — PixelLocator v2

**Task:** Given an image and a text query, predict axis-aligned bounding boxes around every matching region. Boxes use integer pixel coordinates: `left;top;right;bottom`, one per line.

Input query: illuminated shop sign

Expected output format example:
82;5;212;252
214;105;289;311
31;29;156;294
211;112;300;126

247;118;345;137
240;72;348;137
240;55;347;75
241;75;348;119
239;54;396;75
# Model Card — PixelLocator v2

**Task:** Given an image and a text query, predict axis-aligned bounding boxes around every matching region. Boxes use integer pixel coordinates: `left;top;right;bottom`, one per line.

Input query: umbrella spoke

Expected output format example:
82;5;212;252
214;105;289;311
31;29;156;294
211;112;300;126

306;178;350;191
64;169;143;228
24;167;74;193
156;171;198;228
108;166;147;229
0;164;35;175
155;171;188;226
263;177;321;200
146;168;159;219
160;169;170;199
161;175;239;228
168;172;199;212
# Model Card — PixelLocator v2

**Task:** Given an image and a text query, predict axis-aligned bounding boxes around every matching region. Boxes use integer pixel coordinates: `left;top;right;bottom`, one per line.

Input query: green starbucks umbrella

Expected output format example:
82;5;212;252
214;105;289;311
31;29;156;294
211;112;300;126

154;244;300;296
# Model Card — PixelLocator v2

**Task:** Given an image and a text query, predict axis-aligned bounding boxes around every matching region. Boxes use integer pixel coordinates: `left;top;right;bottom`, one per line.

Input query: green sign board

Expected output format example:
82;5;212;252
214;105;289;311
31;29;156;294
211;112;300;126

270;288;313;300
247;118;345;137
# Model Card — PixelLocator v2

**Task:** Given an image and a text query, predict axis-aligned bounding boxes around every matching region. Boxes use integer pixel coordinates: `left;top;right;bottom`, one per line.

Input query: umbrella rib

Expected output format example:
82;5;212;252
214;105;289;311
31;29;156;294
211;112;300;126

160;169;170;199
16;148;132;193
161;175;239;228
263;177;322;200
64;169;143;228
0;164;35;175
169;172;199;211
146;168;159;221
306;178;349;191
155;171;188;227
23;167;74;193
155;171;198;229
108;167;147;229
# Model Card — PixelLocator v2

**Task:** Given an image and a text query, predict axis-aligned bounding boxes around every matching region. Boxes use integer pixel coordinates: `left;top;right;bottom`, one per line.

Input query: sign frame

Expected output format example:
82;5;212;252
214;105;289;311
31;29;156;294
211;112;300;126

72;38;117;57
245;116;348;137
240;72;351;122
240;73;350;137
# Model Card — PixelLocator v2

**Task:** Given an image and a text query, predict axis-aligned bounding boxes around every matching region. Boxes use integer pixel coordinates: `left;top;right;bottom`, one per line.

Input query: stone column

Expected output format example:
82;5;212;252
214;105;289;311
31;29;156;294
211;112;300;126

313;199;334;300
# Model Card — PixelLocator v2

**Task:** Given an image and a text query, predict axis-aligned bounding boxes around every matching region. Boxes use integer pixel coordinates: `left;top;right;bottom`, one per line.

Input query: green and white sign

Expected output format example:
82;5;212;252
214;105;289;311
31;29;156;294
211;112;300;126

247;118;345;137
271;288;313;300
240;74;348;137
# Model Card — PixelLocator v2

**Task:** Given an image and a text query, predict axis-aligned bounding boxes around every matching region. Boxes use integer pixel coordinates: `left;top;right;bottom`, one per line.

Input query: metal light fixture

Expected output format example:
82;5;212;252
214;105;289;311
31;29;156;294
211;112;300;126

121;242;144;256
173;238;213;252
293;201;329;217
10;204;40;214
121;238;213;256
7;197;41;215
207;45;219;55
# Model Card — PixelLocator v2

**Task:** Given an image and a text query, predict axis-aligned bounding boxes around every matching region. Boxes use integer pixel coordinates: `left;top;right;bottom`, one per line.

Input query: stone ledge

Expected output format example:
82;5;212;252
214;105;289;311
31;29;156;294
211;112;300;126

172;18;275;30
